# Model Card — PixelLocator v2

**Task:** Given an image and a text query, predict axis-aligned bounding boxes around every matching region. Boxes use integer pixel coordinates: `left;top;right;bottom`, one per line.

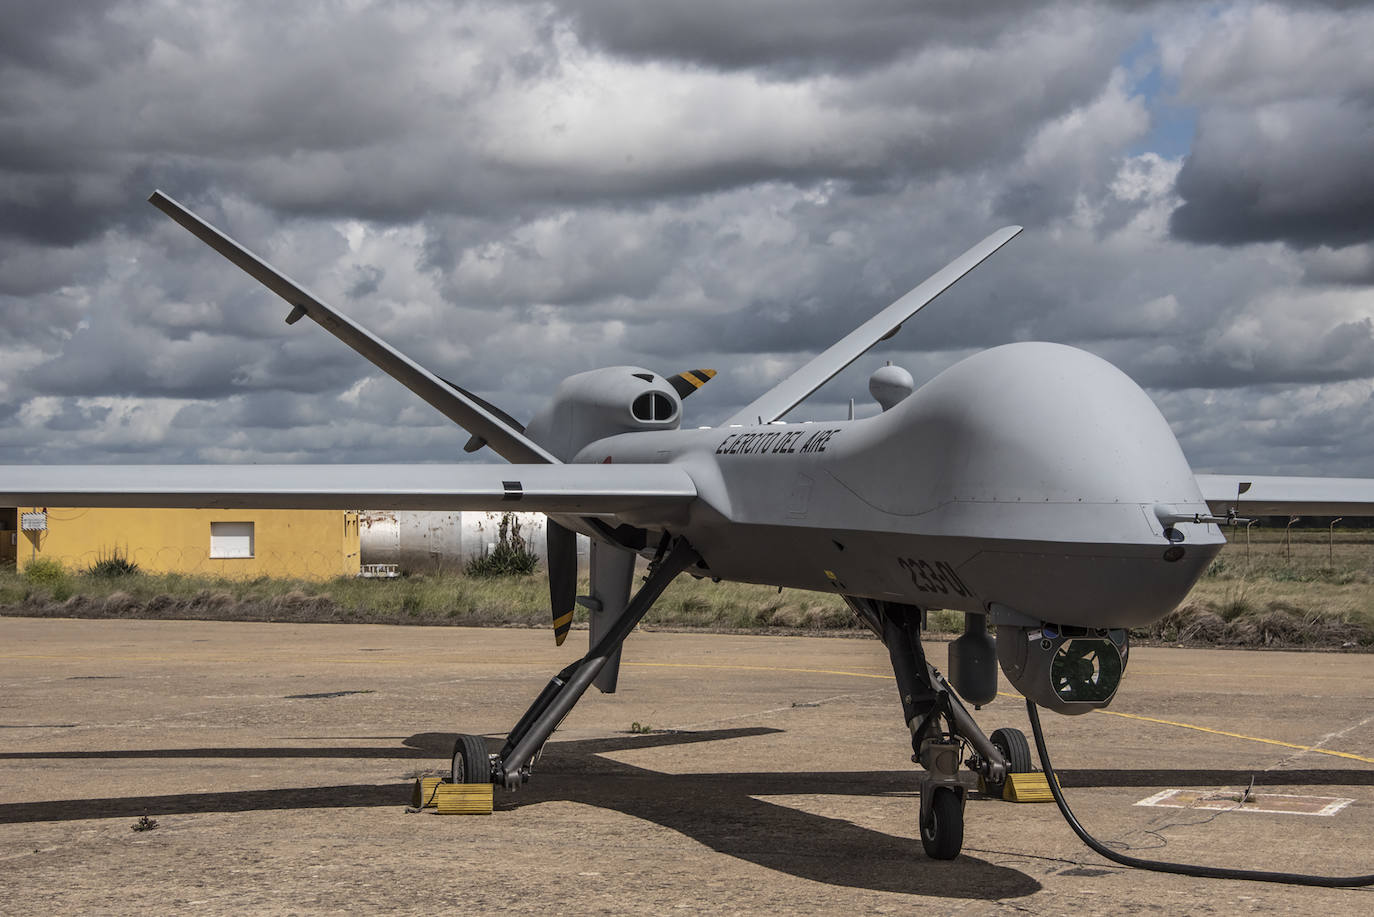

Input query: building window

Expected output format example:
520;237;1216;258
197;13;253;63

210;521;254;558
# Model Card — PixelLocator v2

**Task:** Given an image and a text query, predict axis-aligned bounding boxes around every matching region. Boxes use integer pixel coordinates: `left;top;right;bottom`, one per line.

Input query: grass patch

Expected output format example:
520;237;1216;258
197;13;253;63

0;565;919;636
1135;527;1374;648
22;557;71;602
86;547;141;578
463;513;540;577
4;525;1372;650
23;557;67;587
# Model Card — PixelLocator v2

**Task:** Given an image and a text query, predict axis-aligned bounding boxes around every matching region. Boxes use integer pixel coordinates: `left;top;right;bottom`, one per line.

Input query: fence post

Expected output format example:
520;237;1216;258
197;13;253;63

1328;517;1342;567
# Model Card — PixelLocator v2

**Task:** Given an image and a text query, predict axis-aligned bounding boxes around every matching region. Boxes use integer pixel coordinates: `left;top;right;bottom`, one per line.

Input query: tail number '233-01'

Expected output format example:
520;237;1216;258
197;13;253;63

898;557;973;598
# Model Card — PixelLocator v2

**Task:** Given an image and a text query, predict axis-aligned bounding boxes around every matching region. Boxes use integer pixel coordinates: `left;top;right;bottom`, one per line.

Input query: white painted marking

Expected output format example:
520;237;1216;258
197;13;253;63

1135;788;1355;817
1135;788;1179;807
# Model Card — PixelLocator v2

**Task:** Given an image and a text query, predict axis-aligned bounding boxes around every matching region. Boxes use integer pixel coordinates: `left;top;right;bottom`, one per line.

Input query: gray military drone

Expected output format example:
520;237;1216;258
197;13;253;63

7;191;1374;861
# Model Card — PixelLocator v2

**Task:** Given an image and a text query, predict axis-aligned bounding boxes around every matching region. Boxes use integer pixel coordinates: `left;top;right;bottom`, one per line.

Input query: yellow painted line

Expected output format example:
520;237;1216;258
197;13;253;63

3;653;895;680
1;653;588;669
994;690;1374;765
11;646;1371;765
4;651;1358;680
4;653;897;681
625;661;894;681
1093;708;1374;764
1128;670;1362;681
637;667;1374;763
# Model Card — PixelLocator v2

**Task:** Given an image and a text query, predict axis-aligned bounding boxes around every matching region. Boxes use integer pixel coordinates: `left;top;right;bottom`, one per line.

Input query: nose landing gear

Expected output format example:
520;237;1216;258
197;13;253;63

845;597;1028;860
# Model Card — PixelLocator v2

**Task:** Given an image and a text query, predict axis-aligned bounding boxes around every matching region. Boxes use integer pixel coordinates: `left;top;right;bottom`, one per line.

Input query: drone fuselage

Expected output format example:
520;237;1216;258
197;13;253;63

573;342;1223;628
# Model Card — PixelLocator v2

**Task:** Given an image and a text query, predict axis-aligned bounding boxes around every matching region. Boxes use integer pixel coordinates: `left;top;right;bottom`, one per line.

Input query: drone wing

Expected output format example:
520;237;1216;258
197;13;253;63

722;226;1022;426
1195;474;1374;516
148;191;556;466
0;463;696;514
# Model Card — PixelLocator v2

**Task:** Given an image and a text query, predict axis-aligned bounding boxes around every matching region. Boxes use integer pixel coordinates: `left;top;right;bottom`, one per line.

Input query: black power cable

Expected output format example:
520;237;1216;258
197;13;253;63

1026;699;1374;887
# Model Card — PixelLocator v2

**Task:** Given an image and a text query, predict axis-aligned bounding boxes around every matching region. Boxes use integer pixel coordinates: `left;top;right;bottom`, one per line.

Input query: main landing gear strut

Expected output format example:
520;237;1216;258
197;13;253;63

845;598;1022;860
450;553;1016;863
450;538;701;790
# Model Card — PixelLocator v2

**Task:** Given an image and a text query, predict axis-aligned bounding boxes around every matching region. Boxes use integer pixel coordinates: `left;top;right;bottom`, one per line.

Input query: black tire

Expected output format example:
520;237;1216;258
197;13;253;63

920;787;963;860
985;726;1033;799
451;734;491;784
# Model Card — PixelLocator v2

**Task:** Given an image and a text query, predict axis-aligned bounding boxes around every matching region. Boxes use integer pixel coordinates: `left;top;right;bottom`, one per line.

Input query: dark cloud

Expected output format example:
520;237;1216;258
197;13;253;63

346;264;384;299
0;0;1134;242
0;174;136;246
0;1;1373;476
0;242;90;298
27;304;368;400
1170;100;1374;249
1155;379;1374;476
1301;245;1374;286
554;0;1064;76
1163;2;1374;249
0;0;134;81
35;401;113;432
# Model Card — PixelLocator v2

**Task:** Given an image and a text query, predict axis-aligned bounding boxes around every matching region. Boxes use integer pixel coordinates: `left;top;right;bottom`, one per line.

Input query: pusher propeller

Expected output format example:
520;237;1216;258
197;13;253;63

548;520;579;645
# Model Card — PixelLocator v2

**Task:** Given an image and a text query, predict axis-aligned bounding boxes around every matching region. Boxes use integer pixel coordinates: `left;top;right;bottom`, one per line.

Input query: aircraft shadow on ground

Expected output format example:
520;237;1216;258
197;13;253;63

5;729;1372;897
0;727;1036;899
443;731;1044;899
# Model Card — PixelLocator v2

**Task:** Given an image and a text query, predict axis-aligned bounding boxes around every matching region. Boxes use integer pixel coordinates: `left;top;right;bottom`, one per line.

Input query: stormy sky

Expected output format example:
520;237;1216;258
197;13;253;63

3;0;1374;475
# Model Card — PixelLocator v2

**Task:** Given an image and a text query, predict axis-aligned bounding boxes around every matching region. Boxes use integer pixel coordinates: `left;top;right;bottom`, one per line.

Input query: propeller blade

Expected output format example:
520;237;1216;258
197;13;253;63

547;520;578;645
667;369;717;399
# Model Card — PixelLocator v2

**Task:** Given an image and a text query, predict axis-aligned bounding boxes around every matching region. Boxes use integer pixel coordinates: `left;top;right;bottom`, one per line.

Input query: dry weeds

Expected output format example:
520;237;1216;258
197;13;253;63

4;527;1372;649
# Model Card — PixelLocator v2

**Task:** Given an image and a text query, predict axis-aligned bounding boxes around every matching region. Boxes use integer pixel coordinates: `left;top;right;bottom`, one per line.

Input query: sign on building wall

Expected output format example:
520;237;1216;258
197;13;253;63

20;512;46;532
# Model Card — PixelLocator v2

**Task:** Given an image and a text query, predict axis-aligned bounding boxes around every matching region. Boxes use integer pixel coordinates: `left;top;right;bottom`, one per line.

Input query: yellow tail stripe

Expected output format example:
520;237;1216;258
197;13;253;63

686;369;716;387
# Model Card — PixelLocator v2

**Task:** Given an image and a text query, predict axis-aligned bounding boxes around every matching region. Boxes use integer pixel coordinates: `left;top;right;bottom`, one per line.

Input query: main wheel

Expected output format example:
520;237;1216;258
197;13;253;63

985;726;1033;799
451;733;491;784
920;787;963;860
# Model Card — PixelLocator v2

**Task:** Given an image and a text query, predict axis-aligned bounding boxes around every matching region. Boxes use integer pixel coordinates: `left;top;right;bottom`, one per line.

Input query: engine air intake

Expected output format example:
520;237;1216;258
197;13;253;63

632;392;675;422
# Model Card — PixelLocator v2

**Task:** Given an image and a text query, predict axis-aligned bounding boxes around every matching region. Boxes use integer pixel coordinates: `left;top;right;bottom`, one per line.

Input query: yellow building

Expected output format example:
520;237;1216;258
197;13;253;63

3;507;360;581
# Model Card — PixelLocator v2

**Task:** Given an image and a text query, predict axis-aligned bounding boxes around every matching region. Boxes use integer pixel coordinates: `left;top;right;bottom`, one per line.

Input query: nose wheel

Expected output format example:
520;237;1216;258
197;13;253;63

920;786;964;860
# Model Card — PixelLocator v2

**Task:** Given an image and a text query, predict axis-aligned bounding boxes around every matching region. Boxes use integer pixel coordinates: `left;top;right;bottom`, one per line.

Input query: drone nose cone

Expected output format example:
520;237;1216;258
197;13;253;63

832;342;1220;627
838;342;1212;527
